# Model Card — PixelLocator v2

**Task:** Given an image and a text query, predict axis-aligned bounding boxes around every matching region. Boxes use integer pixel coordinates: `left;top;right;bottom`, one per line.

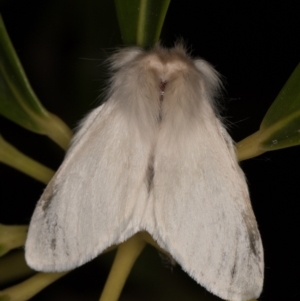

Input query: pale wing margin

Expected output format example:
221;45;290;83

25;102;150;272
149;78;263;300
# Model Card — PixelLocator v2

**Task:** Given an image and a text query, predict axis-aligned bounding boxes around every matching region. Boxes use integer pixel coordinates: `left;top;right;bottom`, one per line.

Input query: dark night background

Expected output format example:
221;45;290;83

0;0;299;300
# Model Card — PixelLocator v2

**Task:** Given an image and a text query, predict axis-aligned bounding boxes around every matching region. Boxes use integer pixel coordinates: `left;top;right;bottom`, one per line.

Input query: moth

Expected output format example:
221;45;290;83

25;44;264;301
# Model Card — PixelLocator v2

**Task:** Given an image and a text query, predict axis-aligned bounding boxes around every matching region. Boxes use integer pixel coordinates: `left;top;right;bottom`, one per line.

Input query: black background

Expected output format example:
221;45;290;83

0;0;299;300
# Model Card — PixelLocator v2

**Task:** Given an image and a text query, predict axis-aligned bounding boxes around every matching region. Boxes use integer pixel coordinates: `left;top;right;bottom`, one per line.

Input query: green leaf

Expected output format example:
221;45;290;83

0;250;34;286
114;0;171;47
0;135;55;184
260;63;300;149
237;64;300;161
0;272;67;301
0;15;72;150
0;225;28;257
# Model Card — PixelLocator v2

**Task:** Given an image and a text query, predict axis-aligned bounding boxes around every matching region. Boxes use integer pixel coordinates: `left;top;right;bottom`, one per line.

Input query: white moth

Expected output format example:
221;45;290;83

25;44;264;301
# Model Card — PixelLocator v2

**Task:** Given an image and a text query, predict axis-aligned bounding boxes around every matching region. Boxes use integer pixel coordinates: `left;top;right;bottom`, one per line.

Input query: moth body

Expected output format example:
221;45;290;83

26;45;264;301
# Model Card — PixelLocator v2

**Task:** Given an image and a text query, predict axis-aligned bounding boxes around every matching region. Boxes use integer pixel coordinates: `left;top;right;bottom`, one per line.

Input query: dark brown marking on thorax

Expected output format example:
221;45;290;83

146;154;155;193
145;80;168;193
159;81;167;102
158;81;167;122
